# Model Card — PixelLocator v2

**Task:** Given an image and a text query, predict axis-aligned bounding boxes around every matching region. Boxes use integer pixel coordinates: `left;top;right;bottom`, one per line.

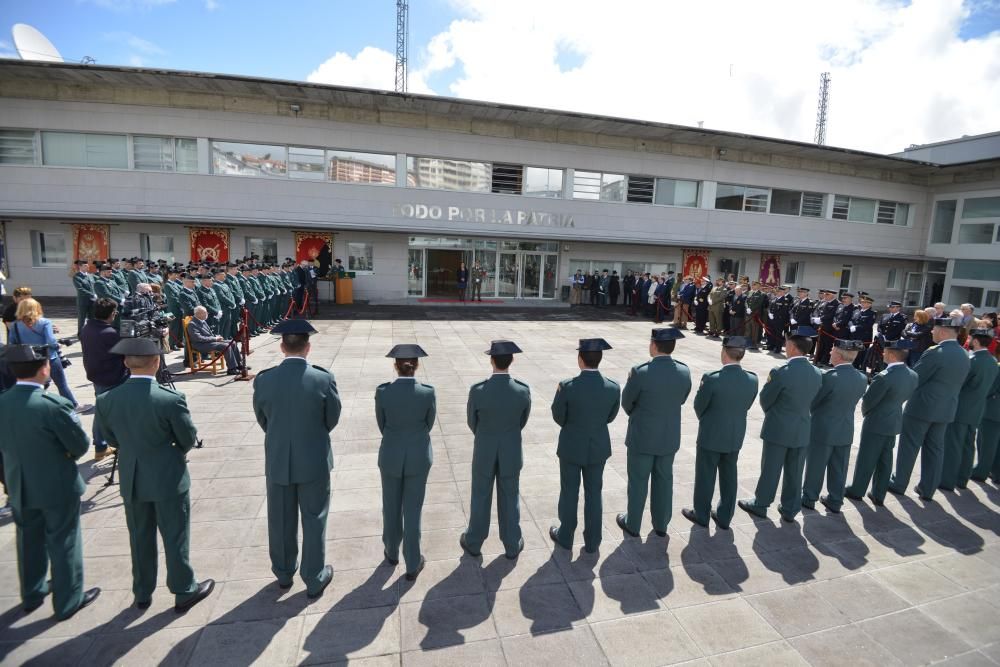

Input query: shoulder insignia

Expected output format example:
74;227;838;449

311;365;331;374
377;381;390;389
471;379;487;388
40;392;71;408
674;359;689;367
606;377;620;387
513;379;530;390
746;370;758;376
419;382;434;390
256;366;276;377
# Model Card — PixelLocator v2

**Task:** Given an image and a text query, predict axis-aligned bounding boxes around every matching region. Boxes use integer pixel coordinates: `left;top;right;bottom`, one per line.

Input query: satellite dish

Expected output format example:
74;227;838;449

12;24;64;62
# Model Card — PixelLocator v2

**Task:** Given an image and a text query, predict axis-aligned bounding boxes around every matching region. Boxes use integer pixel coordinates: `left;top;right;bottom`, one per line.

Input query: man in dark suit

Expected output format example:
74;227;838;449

766;285;793;353
811;289;839;366
693;278;711;334
187;306;245;375
850;295;877;371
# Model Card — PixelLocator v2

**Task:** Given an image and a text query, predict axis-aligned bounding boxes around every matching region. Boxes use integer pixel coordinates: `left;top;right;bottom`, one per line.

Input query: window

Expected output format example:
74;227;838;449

952;260;1000;282
572;171;625;201
784;261;802;284
904;272;923;308
288;146;326;180
653;178;699;207
328;150;396;184
961;196;1000;219
491;163;523;194
347;242;374;273
523;167;563;197
246;237;277;264
848;197;876;223
406;157;490;192
886;268;898;289
958;223;996;244
877;201;909;225
626;176;655;204
986;290;999;309
931;200;957;243
768;189;826;217
839;264;853;296
29;230;67;267
41;131;127;169
601;173;626;201
132;136;198;172
211;141;287;178
949;285;984;306
832;195;909;225
0;129;36;165
801;192;824;217
140;234;175;263
714;184;769;212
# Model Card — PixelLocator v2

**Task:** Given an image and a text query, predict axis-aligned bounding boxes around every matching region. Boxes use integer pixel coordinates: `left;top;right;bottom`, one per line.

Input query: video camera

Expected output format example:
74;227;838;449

120;305;174;340
56;336;77;369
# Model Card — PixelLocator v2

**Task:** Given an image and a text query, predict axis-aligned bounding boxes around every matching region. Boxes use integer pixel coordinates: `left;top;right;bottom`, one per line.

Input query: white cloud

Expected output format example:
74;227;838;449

103;32;166;67
205;0;219;10
306;46;434;94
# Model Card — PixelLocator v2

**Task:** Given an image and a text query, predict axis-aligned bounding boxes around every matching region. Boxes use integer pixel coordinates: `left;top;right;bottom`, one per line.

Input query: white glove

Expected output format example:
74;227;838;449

240;299;245;305
746;307;751;314
811;317;820;324
768;313;774;320
790;318;797;325
708;297;713;305
850;325;857;333
216;311;223;319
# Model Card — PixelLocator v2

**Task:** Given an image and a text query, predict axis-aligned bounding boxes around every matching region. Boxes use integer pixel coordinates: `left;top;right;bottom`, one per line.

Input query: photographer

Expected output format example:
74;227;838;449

9;298;87;411
188;306;246;375
80;298;129;461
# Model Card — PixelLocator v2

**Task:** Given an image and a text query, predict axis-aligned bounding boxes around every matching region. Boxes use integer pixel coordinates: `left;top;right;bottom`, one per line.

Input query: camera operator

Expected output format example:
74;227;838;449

80;298;129;462
188;306;247;375
126;283;157;318
125;283;171;353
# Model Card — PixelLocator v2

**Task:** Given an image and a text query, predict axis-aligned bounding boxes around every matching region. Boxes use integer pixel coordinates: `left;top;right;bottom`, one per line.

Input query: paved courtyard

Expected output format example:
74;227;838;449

2;308;999;666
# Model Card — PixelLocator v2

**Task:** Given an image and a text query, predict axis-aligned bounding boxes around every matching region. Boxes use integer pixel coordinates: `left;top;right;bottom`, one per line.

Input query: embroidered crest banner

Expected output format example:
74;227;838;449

681;248;711;282
71;223;110;272
759;254;781;286
294;231;333;264
189;227;230;263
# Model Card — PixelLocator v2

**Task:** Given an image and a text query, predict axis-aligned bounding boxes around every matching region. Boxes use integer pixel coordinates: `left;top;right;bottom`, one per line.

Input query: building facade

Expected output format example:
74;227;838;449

0;61;998;310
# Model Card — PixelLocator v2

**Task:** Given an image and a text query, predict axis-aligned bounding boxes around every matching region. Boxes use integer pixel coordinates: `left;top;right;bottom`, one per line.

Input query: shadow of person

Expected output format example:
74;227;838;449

939;487;1000;539
896;493;985;554
847;499;926;558
800;511;863;571
597;541;659;616
681;525;746;592
751;520;818;585
415;556;491;650
518;552;586;635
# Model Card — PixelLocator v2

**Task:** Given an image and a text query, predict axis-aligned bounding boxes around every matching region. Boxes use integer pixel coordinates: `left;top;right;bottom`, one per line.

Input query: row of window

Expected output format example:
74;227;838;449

931;197;1000;245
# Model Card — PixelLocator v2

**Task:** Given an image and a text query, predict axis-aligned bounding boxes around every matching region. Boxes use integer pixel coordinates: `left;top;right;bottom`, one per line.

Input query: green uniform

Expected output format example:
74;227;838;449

743;356;823;520
195;285;223;333
971;363;1000;482
239;273;261;333
126;268;145;294
224;273;246;337
801;363;867;510
95;377;202;606
941;349;998;489
72;270;96;334
620;355;691;533
162;279;184;346
744;290;766;347
464;373;531;556
551;370;621;551
253;358;341;593
846;362;919;503
708;286;728;335
112;268;129;292
211;279;238;341
0;383;90;619
376;378;436;572
889;339;971;499
178;286;201;318
692;364;759;527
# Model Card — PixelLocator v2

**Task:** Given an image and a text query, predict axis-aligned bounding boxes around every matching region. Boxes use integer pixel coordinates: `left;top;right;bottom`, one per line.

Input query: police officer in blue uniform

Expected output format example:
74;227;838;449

850;295;877;371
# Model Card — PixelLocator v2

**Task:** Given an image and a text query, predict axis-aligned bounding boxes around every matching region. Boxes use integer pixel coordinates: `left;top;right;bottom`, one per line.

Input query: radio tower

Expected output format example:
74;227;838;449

814;72;831;145
395;0;408;93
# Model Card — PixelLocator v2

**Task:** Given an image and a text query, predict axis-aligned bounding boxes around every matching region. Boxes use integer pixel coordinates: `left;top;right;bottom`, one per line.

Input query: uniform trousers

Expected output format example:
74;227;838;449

624;450;674;534
889;416;947;499
168;312;183;348
729;316;745;336
744;318;762;347
692;448;739;528
218;312;232;343
14;498;84;619
801;443;851;510
845;430;896;503
465;459;521;555
708;307;724;335
814;329;834;365
940;422;977;490
267;477;331;594
228;307;241;339
971;419;1000;481
556;459;604;552
123;491;199;605
765;319;787;351
75;297;91;335
380;471;428;573
749;442;805;519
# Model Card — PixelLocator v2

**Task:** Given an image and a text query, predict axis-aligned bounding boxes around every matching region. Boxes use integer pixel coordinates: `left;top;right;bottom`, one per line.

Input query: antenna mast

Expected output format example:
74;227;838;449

395;0;409;93
814;72;831;145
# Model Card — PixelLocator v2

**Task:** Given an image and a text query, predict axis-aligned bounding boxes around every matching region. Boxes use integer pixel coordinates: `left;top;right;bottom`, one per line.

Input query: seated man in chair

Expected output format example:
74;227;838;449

188;306;247;375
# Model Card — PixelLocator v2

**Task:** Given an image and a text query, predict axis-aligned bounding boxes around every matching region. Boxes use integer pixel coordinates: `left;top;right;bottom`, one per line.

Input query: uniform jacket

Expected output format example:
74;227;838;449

0;384;88;509
693;364;759;452
237;273;258;303
834;302;856;331
178;287;200;317
225;274;246;304
861;363;919;435
954;349;999;425
746;290;767;317
95;275;127;303
759;357;823;448
730;293;747;317
791;297;814;325
112;269;129;291
694;284;711;311
126;269;144;294
813;299;838;329
551;370;621;465
253;358;342;485
375;378;436;477
879;312;907;341
622;356;691;455
195;285;222;316
809;364;868;447
850;308;876;342
982;363;1000;425
73;271;96;302
212;280;237;312
769;294;793;323
467;373;531;477
904;339;972;423
96;378;199;503
708;286;728;311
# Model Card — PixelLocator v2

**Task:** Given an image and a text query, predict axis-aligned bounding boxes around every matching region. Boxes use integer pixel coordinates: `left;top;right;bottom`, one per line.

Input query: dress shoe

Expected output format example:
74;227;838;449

549;525;567;550
886;485;905;496
383;550;399;566
60;588;100;621
277;580;293;590
866;492;884;507
654;529;667;537
307;565;334;599
23;598;45;614
135;599;152;610
737;499;766;519
710;511;730;530
819;495;840;514
616;513;639;537
681;508;708;528
226;370;240;376
505;538;525;560
780;513;796;523
175;579;214;613
801;500;816;511
405;556;426;581
844;491;864;502
460;532;481;558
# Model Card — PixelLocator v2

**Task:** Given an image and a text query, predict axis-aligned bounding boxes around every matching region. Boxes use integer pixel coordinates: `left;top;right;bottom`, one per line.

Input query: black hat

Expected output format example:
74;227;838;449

213;267;226;275
797;287;810;292
485;340;522;356
788;325;818;338
110;337;162;356
271;319;318;336
841;292;854;299
888;300;902;307
970;328;995;339
722;336;750;349
199;274;214;281
386;344;428;358
834;339;864;351
1;344;48;363
884;339;913;350
577;338;612;351
933;317;961;328
651;328;685;341
181;273;194;280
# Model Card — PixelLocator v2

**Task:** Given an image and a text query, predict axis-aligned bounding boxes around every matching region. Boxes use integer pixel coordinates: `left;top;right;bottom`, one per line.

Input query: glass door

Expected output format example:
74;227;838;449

498;252;518;297
407;248;424;296
521;253;541;298
838;264;853;297
542;254;557;298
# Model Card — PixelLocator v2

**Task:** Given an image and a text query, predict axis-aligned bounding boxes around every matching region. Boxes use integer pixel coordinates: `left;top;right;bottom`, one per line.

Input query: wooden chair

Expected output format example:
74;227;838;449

183;316;223;375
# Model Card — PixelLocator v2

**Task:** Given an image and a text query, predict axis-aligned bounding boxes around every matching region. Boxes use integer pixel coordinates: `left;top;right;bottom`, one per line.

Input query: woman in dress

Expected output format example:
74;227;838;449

375;344;436;580
10;298;79;408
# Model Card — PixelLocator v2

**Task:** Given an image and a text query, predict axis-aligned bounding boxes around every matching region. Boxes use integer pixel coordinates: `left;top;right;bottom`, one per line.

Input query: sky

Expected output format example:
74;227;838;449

1;0;999;155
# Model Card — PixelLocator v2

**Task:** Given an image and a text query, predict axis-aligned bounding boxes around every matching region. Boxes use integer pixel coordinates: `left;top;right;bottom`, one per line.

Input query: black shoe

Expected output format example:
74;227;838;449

307;565;334;599
681;508;708;528
505;538;525;560
886;486;905;496
844;491;864;502
780;512;796;523
738;500;766;519
801;500;816;511
22;598;45;614
970;476;987;483
175;579;214;613
654;529;667;537
226;370;240;375
60;588;100;621
549;525;567;550
710;511;730;530
819;495;840;513
383;550;399;566
460;532;481;558
866;492;885;507
277;580;293;590
405;556;425;582
616;513;639;538
135;599;152;610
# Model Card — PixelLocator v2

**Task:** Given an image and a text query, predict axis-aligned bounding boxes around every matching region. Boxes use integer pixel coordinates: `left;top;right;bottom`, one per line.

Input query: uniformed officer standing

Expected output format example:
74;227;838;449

95;337;214;611
707;278;728;338
178;274;201;319
616;328;690;537
888;317;971;500
765;285;793;353
729;286;747;335
790;287;814;332
239;265;263;335
0;345;101;619
681;336;758;529
460;340;532;560
550;339;621;553
224;263;247;338
844;339;919;505
693;278;711;334
72;260;96;336
94;263;128;326
376;345;436;580
211;267;238;341
811;289;839;366
850;296;877;371
739;326;823;521
801;339;868;513
111;258;129;293
879;301;908;343
196;275;223;334
744;281;766;349
970;342;1000;483
940;328;998;491
832;292;856;344
253;319;341;597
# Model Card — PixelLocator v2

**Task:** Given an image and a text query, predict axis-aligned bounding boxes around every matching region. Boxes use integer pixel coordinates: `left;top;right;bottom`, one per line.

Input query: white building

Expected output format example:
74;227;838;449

0;60;998;310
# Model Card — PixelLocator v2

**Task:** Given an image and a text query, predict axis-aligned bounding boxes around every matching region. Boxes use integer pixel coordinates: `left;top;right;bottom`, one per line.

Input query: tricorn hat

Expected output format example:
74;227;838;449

271;319;318;336
1;344;49;363
110;337;162;356
651;328;685;341
722;336;750;349
884;339;913;350
834;339;865;351
485;340;522;356
577;338;613;352
386;344;428;358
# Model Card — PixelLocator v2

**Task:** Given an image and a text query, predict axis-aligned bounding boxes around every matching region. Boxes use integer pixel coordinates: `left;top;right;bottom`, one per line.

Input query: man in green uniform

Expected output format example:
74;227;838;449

111;258;129;293
0;345;101;619
72;259;96;336
941;328;999;490
196;274;223;334
744;281;766;350
237;265;261;335
94;262;127;322
682;336;759;529
845;339;919;506
707;278;728;338
178;274;201;319
253;319;341;597
801;339;868;513
126;259;146;295
95;337;214;611
224;263;247;339
889;317;971;500
971;343;1000;483
739;326;823;522
211;267;238;342
616;328;691;537
162;267;184;351
550;338;621;553
461;340;531;560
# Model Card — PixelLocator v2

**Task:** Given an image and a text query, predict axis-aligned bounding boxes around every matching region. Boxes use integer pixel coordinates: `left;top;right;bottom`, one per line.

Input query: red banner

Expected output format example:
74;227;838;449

189;227;230;263
71;223;110;272
294;231;333;264
681;248;710;282
759;253;781;286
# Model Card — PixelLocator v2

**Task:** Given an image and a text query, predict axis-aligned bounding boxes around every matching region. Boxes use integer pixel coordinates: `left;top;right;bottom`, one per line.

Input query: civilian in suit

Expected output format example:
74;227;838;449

728;286;747;336
187;306;245;374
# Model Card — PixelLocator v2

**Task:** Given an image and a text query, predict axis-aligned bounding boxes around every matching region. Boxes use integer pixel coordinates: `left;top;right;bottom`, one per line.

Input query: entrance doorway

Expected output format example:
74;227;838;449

426;249;468;297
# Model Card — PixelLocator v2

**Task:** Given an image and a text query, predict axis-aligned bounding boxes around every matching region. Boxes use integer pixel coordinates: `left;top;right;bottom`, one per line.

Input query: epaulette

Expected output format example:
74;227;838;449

606;377;620;387
40;392;72;408
311;365;330;374
746;369;758;376
674;359;689;366
513;378;530;390
420;382;434;389
256;367;276;377
635;361;651;371
377;381;391;390
470;379;488;389
154;383;183;397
